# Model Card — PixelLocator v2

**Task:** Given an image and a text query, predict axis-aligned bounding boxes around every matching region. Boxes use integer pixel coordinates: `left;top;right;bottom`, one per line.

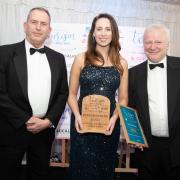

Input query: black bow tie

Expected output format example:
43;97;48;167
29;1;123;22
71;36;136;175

30;47;45;55
149;63;164;70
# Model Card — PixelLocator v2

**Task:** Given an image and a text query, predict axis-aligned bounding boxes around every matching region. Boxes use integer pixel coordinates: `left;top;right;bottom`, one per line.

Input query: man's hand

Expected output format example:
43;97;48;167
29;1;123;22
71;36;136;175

26;117;50;134
129;143;144;151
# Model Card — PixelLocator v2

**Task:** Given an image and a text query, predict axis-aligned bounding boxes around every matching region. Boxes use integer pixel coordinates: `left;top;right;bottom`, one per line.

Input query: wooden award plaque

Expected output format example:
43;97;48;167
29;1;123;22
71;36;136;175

81;95;110;134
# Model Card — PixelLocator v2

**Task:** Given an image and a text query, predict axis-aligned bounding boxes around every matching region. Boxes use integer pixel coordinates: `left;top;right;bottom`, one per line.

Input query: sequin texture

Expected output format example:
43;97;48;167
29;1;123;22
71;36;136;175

69;65;121;180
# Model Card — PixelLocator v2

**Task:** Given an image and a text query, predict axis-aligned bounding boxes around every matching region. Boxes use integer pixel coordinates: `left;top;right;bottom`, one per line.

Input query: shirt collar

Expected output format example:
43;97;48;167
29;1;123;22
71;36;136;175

148;56;167;69
25;39;44;55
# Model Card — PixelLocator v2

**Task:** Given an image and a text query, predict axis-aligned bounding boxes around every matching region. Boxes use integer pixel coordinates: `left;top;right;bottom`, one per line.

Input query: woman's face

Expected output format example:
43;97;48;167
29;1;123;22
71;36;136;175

93;17;112;48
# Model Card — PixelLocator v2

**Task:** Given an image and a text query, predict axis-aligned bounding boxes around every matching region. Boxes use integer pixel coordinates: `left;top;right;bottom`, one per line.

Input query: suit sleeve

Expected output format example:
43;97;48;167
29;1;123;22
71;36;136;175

0;46;31;129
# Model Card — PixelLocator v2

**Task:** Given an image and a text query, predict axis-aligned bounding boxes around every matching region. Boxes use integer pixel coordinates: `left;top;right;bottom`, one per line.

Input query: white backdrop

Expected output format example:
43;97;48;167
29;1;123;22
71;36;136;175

48;23;146;139
1;0;180;56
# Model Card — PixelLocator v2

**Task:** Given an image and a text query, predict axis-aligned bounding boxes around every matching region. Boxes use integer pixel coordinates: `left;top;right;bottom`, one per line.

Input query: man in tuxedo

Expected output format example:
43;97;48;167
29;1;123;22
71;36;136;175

129;24;180;180
0;7;68;180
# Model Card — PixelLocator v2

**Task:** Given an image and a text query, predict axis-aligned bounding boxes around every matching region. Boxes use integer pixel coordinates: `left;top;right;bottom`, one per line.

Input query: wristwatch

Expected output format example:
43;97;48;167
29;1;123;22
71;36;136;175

49;120;55;129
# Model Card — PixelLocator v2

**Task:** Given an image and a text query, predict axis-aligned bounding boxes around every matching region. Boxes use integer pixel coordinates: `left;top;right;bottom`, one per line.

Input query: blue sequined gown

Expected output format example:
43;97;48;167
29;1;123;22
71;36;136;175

69;65;120;180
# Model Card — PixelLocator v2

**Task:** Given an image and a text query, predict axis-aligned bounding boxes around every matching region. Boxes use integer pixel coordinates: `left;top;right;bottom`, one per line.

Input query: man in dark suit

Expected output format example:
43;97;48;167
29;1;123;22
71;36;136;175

129;24;180;180
0;7;68;180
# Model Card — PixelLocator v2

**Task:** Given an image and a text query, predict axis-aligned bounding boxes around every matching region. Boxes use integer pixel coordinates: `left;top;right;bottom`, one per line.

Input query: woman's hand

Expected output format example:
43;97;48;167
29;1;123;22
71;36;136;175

75;114;84;133
106;116;117;135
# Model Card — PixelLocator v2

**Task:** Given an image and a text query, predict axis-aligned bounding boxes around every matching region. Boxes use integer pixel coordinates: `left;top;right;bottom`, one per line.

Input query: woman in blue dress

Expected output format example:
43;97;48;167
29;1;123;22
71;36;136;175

68;13;128;180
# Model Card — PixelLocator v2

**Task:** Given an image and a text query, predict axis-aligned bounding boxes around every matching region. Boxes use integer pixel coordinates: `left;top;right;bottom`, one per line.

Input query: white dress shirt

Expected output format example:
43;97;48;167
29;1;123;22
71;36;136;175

25;40;51;118
147;57;169;137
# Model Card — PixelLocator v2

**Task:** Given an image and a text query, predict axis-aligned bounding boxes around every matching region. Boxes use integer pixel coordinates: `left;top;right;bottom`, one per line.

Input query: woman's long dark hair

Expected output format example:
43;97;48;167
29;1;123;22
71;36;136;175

85;13;123;74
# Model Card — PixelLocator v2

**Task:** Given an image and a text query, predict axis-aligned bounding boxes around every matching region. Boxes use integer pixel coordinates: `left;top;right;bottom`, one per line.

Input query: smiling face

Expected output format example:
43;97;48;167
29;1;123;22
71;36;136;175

24;9;51;48
143;27;169;63
93;17;112;48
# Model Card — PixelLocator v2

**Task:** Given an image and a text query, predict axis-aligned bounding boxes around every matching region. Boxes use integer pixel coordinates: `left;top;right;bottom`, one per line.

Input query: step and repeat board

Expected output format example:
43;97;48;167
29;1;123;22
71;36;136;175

47;23;146;139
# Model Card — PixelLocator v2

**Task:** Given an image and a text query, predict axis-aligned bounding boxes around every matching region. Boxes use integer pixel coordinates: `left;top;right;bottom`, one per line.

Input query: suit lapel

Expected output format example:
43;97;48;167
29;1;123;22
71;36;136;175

13;43;60;109
45;47;59;106
137;62;151;131
13;41;29;101
134;61;151;138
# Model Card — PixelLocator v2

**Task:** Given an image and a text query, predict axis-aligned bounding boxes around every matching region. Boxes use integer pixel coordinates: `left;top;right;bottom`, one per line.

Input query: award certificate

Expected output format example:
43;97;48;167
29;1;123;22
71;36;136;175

116;104;148;147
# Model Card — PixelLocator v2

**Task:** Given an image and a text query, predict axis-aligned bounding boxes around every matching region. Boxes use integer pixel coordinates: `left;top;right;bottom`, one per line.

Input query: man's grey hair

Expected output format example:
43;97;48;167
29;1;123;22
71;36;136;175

143;23;170;43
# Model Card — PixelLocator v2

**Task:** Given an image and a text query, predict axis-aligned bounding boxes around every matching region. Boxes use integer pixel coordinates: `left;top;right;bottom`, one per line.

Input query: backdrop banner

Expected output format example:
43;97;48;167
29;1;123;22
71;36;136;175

48;23;146;139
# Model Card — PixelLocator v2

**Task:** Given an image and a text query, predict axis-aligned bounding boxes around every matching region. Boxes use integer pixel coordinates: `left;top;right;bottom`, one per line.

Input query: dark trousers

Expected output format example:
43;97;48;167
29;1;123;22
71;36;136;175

137;136;180;180
0;136;53;180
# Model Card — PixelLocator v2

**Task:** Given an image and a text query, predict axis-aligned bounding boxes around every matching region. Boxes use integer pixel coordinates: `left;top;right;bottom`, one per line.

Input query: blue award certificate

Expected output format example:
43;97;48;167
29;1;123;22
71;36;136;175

116;104;148;147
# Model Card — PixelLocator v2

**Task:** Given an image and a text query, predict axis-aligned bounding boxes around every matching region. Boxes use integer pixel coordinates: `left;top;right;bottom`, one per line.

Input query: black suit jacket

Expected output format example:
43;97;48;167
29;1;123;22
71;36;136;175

0;40;68;146
129;56;180;167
